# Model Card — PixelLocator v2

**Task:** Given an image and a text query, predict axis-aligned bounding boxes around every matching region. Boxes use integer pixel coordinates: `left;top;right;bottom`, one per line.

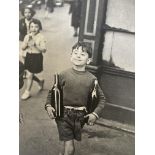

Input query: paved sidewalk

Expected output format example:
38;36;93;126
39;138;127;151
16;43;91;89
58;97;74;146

19;90;134;155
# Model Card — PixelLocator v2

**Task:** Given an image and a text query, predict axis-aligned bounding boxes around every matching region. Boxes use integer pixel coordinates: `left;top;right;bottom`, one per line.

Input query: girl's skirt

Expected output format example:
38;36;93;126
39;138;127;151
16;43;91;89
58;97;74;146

25;53;43;73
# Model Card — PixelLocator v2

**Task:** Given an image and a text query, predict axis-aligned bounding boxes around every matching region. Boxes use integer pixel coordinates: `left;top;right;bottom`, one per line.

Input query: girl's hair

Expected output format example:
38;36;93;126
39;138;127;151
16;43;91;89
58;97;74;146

72;41;92;58
21;7;36;17
29;19;42;30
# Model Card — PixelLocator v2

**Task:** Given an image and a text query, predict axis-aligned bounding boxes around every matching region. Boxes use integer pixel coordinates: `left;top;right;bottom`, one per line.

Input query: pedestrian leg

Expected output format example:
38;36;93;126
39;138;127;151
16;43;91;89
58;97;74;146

73;27;78;37
33;75;44;91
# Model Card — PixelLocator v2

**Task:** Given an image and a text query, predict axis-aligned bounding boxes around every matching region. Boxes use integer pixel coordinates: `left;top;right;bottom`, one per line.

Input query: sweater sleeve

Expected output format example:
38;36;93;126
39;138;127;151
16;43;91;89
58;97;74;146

45;89;52;110
93;83;106;117
45;73;64;110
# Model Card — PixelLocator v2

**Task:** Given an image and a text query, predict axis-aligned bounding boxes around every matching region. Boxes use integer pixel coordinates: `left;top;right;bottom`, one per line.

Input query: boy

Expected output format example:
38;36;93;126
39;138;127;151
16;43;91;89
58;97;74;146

45;41;106;155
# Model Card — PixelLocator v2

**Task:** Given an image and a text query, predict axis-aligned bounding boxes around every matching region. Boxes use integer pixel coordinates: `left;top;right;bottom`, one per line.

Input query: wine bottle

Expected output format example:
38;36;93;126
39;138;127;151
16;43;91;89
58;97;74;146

87;80;98;113
51;73;64;118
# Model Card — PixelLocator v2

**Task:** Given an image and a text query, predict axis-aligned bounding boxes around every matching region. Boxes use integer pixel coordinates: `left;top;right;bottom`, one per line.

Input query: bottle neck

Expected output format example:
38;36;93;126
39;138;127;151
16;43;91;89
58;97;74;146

54;74;59;86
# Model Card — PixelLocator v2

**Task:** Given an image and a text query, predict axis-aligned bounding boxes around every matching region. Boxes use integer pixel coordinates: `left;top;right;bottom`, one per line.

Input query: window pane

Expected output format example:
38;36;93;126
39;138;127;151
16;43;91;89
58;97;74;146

102;32;135;72
106;0;135;32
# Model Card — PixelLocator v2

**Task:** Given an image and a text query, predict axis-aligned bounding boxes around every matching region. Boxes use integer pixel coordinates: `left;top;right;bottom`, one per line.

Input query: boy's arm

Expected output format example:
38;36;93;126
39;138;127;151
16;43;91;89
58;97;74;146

85;81;106;125
45;73;63;110
45;89;52;110
45;89;56;119
93;84;106;118
45;74;64;119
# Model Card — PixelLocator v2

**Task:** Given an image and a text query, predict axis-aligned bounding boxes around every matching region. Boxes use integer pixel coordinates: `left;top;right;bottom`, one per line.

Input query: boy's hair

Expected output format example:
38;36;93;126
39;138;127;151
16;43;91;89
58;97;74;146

29;19;42;30
21;7;36;17
72;41;92;58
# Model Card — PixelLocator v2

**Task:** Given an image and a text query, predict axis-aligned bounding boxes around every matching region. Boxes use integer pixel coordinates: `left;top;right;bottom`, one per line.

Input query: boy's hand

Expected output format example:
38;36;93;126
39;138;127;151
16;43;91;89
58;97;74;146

84;113;97;126
46;106;56;119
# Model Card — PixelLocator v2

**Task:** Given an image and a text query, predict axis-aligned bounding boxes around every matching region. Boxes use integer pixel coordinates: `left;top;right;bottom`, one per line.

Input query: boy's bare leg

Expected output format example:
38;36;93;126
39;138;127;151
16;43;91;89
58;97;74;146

64;140;75;155
58;141;64;155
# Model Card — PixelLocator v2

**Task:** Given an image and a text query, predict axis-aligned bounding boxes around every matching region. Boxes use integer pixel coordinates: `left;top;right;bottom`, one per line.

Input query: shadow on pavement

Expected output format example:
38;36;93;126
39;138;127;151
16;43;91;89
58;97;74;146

82;128;120;139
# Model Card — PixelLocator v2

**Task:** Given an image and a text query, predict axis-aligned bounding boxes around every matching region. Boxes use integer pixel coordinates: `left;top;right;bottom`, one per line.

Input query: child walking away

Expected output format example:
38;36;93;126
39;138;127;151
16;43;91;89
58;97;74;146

69;0;82;37
45;41;106;155
44;0;54;18
21;19;46;100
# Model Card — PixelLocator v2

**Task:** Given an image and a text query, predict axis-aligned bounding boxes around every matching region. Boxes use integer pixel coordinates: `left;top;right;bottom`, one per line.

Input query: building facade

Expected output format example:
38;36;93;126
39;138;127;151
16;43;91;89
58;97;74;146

79;0;135;124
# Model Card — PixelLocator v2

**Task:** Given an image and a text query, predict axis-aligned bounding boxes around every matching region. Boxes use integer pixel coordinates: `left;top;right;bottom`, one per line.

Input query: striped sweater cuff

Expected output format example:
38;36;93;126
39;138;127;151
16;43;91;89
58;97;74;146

92;112;99;119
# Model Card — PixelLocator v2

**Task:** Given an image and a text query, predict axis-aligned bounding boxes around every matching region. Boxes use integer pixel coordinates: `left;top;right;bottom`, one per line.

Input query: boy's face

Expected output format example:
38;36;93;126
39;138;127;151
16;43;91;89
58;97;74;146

30;23;39;35
24;8;32;20
71;46;91;67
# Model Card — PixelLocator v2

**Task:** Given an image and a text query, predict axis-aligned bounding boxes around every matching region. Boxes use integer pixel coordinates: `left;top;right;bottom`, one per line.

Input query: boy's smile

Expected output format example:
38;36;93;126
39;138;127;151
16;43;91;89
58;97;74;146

71;46;91;67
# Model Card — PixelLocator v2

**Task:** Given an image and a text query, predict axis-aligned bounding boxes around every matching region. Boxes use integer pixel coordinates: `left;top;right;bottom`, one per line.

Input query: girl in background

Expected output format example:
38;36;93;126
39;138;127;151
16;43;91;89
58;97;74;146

19;7;42;42
21;19;46;100
19;7;43;79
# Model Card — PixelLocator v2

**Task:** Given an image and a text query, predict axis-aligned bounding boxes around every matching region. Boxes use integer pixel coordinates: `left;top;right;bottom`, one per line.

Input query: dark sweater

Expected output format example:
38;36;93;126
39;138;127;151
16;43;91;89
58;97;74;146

58;68;106;116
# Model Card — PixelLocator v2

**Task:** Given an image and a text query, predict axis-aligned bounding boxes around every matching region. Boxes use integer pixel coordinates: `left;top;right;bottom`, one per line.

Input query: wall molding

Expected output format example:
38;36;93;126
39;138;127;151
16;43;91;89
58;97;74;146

100;65;135;79
84;0;99;36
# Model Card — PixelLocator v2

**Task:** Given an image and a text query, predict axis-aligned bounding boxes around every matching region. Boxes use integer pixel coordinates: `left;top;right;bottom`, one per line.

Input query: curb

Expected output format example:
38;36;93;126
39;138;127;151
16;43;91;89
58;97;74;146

96;118;135;134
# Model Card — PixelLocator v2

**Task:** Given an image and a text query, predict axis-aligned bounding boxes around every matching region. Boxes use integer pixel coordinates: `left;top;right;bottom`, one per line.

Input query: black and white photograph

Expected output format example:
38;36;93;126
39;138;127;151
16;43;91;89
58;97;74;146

18;0;135;155
2;0;155;155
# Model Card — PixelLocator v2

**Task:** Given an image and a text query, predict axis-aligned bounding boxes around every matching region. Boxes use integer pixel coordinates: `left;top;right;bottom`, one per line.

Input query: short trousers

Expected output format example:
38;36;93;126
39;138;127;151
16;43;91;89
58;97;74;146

25;53;43;74
55;108;87;141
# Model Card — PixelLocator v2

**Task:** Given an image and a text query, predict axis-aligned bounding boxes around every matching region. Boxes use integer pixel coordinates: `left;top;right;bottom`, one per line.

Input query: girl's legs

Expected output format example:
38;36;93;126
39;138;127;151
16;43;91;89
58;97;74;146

25;71;33;91
21;71;33;100
64;140;75;155
21;71;44;99
33;75;41;83
33;75;44;91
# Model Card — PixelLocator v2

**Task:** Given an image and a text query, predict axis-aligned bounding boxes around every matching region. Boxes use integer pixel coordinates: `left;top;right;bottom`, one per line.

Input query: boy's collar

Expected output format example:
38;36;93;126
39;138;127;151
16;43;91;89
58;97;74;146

72;67;86;74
